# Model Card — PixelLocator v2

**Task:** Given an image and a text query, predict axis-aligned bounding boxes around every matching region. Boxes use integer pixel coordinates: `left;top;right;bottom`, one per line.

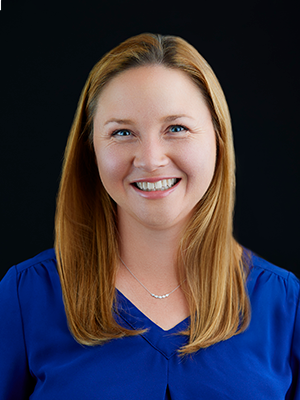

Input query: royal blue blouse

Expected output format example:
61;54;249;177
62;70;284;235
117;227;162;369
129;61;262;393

0;249;299;399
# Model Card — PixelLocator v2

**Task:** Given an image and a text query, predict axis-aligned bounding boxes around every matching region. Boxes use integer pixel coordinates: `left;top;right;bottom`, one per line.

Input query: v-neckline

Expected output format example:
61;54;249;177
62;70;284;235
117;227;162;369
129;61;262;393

115;289;190;359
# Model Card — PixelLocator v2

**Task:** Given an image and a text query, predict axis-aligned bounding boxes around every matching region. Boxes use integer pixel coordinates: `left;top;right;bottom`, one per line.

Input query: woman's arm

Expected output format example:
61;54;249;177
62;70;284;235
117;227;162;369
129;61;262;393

286;273;300;399
0;267;34;399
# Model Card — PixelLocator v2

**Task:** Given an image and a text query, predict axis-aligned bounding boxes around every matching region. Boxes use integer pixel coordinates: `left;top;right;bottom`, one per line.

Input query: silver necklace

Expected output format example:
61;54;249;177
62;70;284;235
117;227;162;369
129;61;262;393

119;258;185;299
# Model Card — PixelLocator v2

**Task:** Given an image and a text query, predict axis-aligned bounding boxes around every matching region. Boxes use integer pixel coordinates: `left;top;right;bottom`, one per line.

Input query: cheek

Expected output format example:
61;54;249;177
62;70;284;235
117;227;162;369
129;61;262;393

95;147;128;189
178;139;217;184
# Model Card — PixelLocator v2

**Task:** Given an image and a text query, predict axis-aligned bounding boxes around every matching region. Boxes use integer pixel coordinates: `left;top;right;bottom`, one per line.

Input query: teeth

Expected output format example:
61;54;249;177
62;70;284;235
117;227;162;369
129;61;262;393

136;178;178;191
154;180;162;189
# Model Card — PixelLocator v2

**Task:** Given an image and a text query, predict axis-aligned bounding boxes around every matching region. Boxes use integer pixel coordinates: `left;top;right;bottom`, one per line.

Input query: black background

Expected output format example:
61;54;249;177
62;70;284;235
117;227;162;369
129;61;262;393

1;1;299;280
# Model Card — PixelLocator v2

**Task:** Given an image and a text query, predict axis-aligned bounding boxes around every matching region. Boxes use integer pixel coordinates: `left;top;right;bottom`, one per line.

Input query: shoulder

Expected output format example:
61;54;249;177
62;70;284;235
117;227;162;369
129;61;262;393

1;249;60;307
250;252;295;279
248;251;299;285
247;251;300;310
14;248;57;274
0;249;65;341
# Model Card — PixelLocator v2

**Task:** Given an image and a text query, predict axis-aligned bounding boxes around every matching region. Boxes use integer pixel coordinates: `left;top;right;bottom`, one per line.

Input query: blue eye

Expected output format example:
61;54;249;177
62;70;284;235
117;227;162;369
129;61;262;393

112;129;132;137
169;125;187;133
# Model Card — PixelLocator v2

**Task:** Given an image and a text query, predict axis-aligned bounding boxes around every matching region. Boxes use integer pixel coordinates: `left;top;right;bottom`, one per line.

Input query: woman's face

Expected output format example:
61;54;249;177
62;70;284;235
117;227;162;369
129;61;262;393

93;65;216;231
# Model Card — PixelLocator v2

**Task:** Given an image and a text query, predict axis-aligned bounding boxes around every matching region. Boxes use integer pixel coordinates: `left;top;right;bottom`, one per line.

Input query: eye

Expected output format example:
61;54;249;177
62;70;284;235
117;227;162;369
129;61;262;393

112;129;132;137
168;125;188;133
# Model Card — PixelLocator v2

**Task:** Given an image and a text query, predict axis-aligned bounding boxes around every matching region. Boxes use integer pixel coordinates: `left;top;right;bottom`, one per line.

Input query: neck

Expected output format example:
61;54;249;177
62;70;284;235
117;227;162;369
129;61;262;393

115;208;190;330
117;211;185;286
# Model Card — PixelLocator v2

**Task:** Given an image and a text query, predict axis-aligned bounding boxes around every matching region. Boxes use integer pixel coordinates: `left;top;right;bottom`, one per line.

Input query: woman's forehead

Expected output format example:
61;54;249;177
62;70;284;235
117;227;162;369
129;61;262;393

94;65;209;123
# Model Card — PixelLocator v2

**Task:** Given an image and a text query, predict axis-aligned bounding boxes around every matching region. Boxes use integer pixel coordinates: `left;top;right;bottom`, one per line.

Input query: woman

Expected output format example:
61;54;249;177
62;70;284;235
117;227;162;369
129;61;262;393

0;33;299;399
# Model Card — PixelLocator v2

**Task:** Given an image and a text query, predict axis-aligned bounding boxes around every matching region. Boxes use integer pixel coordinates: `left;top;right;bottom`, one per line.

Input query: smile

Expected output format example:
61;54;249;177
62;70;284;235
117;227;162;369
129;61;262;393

134;178;179;192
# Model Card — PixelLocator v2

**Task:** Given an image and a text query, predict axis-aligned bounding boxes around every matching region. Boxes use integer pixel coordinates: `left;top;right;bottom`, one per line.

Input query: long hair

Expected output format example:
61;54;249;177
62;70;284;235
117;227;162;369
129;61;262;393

55;33;250;354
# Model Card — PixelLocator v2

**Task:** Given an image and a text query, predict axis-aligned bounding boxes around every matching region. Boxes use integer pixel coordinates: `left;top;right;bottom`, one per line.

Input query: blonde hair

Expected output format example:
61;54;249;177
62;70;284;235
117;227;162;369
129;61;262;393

55;33;251;354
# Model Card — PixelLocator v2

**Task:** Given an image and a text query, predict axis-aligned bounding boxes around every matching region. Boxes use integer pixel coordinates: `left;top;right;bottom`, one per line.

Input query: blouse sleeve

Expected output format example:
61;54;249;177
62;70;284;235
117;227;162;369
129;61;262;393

287;273;300;399
0;266;34;399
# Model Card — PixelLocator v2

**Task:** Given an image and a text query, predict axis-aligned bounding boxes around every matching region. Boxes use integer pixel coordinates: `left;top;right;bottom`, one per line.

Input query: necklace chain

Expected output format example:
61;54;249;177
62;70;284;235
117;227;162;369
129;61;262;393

119;257;185;299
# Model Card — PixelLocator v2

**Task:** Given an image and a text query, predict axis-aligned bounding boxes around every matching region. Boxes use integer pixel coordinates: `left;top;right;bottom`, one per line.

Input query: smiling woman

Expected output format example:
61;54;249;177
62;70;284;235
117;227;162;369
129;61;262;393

0;33;299;399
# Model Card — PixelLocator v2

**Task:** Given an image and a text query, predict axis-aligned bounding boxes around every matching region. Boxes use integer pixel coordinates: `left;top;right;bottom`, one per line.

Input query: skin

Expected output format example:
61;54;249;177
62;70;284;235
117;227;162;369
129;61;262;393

93;65;217;330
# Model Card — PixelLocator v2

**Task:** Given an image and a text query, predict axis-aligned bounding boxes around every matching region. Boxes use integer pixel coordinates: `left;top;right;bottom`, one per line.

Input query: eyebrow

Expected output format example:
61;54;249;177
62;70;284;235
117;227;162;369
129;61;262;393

161;114;191;122
104;115;192;126
104;118;134;126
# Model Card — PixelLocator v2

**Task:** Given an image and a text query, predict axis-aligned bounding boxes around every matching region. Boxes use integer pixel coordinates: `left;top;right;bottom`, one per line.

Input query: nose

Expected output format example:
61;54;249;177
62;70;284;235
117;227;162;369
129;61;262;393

133;136;169;172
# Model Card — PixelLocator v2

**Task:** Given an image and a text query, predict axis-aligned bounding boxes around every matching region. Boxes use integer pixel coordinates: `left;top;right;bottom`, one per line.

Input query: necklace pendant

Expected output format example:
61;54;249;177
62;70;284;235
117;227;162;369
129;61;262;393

151;293;170;299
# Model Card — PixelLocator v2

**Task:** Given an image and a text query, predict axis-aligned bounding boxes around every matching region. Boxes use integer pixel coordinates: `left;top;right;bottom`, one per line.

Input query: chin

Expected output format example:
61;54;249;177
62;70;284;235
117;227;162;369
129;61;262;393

136;210;191;231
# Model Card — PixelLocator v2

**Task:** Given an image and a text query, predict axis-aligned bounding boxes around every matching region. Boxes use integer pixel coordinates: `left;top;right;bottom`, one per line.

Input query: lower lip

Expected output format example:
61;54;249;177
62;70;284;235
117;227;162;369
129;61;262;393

131;180;180;199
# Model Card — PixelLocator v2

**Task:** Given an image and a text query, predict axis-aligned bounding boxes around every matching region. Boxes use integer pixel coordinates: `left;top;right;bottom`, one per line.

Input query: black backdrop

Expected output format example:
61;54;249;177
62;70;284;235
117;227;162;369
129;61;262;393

1;1;299;280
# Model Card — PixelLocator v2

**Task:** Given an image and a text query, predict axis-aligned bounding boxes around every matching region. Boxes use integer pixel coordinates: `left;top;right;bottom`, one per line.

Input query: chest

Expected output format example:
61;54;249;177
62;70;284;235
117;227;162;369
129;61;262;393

26;309;293;400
